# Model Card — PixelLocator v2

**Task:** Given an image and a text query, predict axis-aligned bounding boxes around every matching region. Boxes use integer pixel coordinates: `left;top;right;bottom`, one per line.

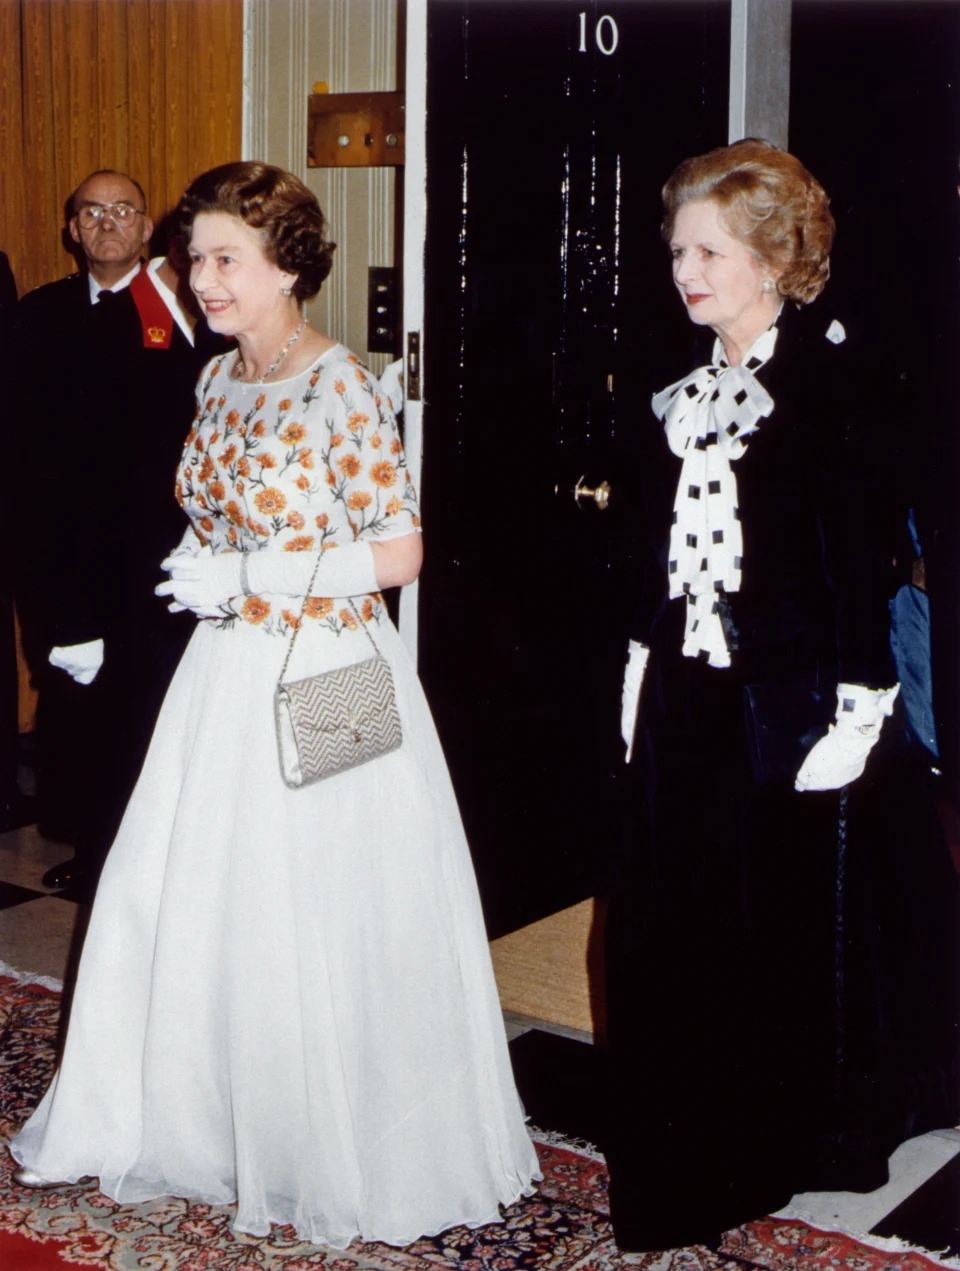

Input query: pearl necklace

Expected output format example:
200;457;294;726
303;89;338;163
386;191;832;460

234;317;306;384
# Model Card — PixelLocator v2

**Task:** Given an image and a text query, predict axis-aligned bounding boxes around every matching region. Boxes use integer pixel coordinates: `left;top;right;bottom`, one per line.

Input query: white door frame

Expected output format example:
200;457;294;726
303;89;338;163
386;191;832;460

397;0;427;666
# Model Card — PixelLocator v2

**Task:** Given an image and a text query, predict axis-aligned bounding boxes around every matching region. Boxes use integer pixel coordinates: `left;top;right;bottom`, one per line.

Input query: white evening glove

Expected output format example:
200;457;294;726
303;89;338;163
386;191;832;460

621;640;650;764
155;545;244;616
49;638;104;686
795;682;900;792
243;541;378;598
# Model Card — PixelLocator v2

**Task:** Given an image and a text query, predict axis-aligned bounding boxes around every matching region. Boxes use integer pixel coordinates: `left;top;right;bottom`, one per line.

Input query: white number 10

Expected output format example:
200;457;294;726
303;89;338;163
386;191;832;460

578;11;619;56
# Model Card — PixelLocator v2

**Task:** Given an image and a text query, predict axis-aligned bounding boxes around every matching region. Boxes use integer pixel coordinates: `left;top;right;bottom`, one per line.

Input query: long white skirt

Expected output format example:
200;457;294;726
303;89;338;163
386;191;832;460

10;615;539;1247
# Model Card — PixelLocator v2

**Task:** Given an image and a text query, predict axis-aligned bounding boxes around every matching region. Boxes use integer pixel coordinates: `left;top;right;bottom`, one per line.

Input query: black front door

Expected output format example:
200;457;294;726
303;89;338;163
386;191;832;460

419;0;730;936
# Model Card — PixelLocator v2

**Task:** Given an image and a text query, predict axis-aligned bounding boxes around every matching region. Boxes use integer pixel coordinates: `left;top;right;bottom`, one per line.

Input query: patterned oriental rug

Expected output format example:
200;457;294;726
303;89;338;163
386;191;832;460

0;972;954;1271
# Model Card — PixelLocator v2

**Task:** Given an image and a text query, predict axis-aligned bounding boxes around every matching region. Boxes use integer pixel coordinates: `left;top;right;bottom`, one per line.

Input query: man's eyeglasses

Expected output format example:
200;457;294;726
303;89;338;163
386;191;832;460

74;202;145;229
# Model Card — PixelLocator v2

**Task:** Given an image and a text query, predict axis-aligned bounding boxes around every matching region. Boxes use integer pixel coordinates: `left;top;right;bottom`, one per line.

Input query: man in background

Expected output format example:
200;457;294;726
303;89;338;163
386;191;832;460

14;169;224;896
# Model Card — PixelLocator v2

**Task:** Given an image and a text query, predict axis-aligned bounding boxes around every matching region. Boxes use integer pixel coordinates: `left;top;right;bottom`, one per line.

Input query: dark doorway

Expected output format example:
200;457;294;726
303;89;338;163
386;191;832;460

419;0;730;936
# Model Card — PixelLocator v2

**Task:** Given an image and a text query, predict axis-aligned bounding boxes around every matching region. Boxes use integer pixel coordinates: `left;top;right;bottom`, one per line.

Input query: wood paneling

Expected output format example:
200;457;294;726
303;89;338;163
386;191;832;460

0;0;244;300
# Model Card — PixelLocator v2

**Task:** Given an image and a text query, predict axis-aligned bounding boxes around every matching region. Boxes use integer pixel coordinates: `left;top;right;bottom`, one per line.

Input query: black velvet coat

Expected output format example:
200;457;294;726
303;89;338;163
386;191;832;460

603;300;959;1252
13;270;228;864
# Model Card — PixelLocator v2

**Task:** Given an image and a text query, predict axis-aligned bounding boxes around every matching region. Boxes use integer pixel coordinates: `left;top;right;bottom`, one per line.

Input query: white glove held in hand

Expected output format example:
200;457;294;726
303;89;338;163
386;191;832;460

795;682;900;792
621;641;650;763
49;639;104;686
155;545;243;616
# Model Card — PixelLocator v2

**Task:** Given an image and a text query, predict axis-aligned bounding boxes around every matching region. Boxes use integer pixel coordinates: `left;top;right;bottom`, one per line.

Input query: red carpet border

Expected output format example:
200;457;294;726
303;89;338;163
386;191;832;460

0;973;953;1271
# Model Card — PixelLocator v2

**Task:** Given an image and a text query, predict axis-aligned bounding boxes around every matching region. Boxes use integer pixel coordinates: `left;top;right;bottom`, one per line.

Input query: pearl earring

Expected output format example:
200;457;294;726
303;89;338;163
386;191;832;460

761;278;776;294
281;285;292;297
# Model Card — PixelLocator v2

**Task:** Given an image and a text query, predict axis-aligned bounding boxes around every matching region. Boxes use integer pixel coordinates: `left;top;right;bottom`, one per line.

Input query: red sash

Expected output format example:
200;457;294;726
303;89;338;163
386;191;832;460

128;262;174;349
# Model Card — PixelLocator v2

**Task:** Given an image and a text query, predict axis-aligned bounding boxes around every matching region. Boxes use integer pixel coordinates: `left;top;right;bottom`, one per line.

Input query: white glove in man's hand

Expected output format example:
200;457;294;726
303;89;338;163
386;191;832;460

155;545;244;616
49;639;104;686
795;682;900;792
621;641;650;763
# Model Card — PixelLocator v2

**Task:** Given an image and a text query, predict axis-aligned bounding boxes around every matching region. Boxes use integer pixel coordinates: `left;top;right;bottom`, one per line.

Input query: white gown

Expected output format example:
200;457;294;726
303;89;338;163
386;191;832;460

10;346;540;1247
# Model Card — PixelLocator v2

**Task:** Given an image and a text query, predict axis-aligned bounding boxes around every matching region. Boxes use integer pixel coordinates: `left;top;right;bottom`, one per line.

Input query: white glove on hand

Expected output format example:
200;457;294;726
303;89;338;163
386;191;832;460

155;545;243;616
795;682;900;792
49;639;104;686
621;641;650;764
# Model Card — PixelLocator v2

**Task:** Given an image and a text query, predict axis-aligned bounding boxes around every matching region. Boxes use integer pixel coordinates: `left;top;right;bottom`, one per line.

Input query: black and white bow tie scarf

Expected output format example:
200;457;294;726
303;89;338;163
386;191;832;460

651;326;778;668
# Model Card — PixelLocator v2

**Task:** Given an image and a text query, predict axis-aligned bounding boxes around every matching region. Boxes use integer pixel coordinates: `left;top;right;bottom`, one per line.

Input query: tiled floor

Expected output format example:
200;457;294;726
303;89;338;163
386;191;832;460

2;819;959;1260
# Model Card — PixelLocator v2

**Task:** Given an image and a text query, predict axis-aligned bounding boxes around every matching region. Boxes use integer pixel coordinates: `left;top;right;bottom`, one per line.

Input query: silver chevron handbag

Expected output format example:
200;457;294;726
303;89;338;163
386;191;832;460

274;555;402;789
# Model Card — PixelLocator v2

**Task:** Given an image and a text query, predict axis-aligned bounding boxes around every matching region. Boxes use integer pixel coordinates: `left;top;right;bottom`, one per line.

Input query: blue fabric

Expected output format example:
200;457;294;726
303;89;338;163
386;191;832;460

889;583;939;758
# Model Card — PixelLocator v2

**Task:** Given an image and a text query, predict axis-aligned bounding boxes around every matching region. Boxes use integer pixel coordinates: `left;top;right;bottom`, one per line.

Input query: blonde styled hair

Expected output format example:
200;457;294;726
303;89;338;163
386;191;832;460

662;139;835;304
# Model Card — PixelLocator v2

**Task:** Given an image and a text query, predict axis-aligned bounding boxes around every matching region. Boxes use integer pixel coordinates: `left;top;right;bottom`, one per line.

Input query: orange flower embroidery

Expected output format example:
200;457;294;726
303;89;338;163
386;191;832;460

329;433;344;448
304;597;334;619
369;432;382;449
354;369;366;383
224;501;245;526
199;516;214;532
284;535;315;552
220;444;237;465
237;457;251;478
242;596;270;624
325;469;336;486
340;607;359;630
333;379;346;395
390;438;403;455
278;398;292;412
210;363;221;378
210;430;221;445
347;411;369;432
217;395;226;408
225;410;240;429
315;513;329;529
209;480;225;501
386;496;403;516
297;475;311;491
199;456;215;481
300;449;314;470
246;517;270;537
361;598;375;622
347;491;372;511
254;488;287;515
186;427;198;445
287;510;305;530
279;422;307;445
237;480;245;495
281;609;301;629
228;526;238;546
337;454;361;479
175;482;184;507
197;494;208;509
255;393;266;410
412;515;421;528
256;453;278;469
252;420;266;438
369;461;398;488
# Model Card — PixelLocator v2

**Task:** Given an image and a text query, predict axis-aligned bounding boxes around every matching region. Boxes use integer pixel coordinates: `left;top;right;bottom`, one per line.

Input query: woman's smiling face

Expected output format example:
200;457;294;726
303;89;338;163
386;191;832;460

669;198;774;346
188;211;296;338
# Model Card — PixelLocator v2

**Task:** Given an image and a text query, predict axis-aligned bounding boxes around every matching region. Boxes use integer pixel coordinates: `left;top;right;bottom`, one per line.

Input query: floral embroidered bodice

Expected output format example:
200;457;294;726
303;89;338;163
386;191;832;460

176;344;420;637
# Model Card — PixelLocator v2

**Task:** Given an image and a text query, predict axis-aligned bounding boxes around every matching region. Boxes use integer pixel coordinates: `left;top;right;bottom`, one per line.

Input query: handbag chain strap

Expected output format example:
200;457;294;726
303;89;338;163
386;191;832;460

276;547;382;688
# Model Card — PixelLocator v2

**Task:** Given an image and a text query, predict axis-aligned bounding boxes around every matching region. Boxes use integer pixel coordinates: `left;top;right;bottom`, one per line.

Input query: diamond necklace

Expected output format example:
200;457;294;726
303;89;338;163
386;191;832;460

234;317;306;384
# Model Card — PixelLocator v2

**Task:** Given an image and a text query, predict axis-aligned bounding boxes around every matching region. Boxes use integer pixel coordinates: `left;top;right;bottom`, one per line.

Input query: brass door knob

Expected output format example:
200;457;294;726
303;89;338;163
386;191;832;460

573;475;611;511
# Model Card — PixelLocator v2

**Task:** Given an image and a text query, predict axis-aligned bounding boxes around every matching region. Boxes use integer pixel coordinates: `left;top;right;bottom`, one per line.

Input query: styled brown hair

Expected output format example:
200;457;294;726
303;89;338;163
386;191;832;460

176;161;335;301
662;139;835;304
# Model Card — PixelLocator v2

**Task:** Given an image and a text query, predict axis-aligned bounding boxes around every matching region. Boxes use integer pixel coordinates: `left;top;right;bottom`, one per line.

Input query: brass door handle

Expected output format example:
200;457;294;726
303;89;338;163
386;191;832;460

573;475;611;511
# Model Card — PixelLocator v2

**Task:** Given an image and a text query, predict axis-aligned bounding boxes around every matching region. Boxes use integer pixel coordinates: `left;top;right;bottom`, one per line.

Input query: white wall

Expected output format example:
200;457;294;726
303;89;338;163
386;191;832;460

244;0;399;374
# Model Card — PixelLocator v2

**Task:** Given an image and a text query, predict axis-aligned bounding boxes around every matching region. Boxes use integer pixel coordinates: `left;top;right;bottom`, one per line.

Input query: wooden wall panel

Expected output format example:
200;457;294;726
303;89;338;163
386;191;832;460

1;0;244;300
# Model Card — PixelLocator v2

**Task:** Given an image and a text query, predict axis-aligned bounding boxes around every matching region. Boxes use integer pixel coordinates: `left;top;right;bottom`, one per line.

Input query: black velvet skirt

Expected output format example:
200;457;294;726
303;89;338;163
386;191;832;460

603;608;960;1251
